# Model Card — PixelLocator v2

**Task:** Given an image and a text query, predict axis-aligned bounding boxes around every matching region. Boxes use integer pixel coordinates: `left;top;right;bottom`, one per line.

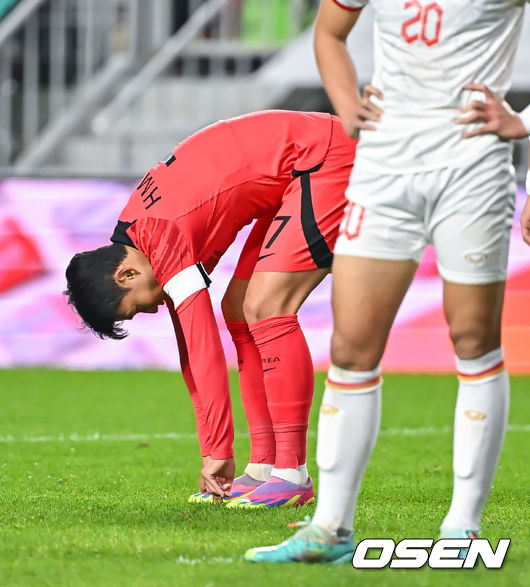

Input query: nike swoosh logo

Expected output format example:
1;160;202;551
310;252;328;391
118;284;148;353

257;253;276;262
263;367;276;373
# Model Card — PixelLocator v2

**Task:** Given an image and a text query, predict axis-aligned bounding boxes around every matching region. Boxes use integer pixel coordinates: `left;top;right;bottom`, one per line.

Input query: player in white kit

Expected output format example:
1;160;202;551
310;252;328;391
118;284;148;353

245;0;530;563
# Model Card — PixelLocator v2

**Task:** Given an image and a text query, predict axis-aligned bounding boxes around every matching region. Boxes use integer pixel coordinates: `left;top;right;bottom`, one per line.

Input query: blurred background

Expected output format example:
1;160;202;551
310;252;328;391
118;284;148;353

0;0;529;372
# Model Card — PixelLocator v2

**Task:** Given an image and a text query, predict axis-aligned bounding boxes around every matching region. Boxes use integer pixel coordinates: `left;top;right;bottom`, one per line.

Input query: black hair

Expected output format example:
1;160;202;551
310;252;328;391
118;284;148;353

64;243;130;340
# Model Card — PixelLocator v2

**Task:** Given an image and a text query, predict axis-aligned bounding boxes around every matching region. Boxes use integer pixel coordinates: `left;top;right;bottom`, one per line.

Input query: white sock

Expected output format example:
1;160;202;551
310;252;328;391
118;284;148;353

244;463;273;482
271;463;309;485
442;348;509;531
312;364;382;534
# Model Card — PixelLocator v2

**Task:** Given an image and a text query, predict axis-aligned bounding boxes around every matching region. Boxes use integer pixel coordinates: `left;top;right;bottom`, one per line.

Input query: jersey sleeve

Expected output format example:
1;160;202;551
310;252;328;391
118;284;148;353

173;289;234;459
331;0;367;10
167;296;212;456
519;103;530;136
126;217;211;308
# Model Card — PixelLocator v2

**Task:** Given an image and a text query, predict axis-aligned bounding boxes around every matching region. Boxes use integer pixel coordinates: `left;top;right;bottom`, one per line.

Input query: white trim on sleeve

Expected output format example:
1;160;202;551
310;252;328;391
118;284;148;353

163;263;210;308
519;105;530;194
332;0;367;10
518;104;530;137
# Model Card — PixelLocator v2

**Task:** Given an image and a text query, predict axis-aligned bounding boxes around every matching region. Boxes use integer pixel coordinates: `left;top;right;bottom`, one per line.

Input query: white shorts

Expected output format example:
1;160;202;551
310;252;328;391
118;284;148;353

334;150;516;284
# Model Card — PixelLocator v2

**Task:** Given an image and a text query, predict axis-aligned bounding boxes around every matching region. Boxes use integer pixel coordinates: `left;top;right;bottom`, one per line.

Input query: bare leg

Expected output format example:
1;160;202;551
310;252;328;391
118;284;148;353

221;276;248;323
443;281;504;359
243;269;329;323
330;255;418;369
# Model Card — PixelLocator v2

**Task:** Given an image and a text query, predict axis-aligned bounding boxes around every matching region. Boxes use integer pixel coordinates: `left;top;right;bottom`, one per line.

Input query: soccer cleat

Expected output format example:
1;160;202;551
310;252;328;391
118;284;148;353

439;527;480;559
226;475;315;509
188;491;219;504
244;523;354;563
228;472;265;499
187;473;263;504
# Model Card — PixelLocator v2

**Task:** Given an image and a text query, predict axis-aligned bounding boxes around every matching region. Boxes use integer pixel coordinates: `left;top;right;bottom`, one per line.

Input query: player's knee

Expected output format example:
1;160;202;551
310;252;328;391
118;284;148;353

243;290;292;324
242;290;263;324
330;329;381;371
242;295;271;324
449;324;501;359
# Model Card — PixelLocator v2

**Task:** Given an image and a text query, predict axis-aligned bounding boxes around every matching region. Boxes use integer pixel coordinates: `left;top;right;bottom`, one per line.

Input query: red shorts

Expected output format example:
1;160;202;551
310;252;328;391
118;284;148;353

234;120;356;279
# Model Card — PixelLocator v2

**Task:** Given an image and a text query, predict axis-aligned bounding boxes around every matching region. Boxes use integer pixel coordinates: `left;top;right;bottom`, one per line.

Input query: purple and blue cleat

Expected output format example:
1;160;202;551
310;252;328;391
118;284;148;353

225;476;315;509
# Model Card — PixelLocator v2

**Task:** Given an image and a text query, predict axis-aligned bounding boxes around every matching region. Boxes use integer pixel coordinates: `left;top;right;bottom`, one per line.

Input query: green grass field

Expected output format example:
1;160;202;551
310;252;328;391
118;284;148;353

0;369;528;586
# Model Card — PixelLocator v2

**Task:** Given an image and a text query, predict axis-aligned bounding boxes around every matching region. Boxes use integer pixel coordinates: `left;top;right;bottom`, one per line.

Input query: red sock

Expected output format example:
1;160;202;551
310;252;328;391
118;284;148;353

226;321;275;465
249;315;314;469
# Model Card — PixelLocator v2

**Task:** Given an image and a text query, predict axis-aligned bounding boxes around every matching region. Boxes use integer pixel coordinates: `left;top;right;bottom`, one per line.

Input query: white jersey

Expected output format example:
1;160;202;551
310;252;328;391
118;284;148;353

335;0;528;173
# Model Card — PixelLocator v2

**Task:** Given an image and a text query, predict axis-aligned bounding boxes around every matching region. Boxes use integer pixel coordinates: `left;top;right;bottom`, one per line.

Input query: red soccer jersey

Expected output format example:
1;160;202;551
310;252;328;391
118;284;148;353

111;110;340;460
113;110;335;290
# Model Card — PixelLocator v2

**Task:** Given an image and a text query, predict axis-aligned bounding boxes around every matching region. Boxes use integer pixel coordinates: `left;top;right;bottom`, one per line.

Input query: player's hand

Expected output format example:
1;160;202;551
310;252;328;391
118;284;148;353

198;455;211;492
521;197;530;247
200;457;236;498
457;83;527;139
341;85;384;139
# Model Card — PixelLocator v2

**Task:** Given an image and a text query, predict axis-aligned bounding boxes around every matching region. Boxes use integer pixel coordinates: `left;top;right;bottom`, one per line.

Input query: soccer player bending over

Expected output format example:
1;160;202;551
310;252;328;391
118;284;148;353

65;110;357;508
245;0;530;562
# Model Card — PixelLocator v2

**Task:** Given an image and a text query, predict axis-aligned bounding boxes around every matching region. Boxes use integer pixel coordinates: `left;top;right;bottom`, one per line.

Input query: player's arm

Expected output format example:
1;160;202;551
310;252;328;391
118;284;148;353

456;84;530;245
166;296;213;458
170;287;236;497
314;0;382;138
128;217;235;495
457;83;529;140
167;298;217;493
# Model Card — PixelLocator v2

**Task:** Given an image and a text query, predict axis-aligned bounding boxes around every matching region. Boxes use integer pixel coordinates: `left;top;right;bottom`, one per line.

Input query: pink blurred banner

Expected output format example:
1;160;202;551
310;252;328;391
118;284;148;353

0;178;528;372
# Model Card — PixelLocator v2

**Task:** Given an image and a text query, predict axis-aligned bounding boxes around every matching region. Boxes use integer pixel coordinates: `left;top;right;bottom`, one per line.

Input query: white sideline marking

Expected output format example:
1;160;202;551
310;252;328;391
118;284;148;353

0;424;528;444
175;555;236;565
0;431;198;443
